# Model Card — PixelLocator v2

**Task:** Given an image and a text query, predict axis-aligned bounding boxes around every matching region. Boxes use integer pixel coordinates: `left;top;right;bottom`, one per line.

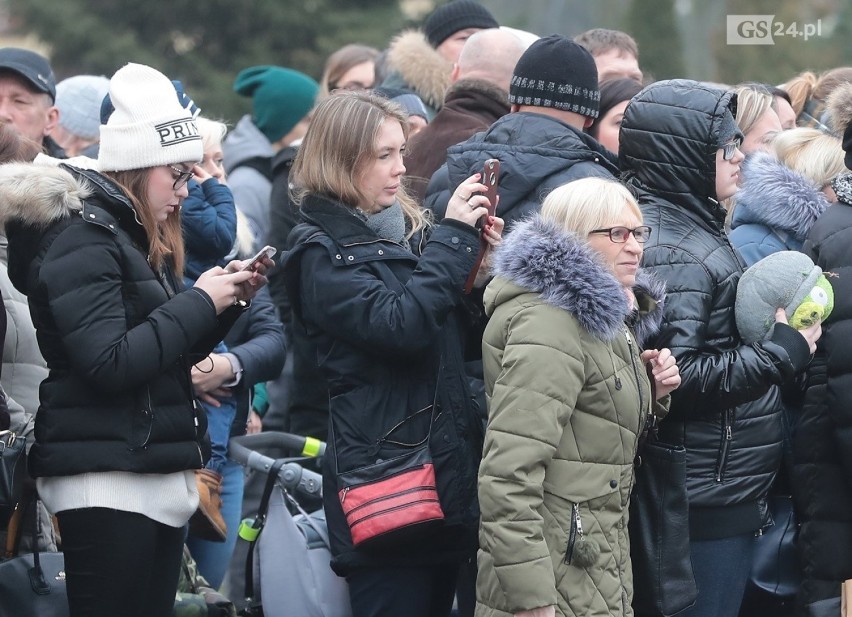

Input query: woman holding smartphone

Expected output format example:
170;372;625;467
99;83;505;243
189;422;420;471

0;63;270;617
283;90;502;617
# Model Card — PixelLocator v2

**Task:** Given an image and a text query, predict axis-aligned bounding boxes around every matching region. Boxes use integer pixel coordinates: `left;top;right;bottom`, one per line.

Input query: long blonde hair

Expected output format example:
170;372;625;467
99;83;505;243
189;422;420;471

772;128;845;189
103;168;185;276
734;84;775;136
291;91;429;239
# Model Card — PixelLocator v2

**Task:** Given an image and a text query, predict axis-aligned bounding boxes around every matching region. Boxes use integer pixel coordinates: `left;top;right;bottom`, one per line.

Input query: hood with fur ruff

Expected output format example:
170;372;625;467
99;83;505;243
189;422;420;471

0;163;88;229
485;215;665;344
385;30;452;111
827;82;852;136
732;152;829;241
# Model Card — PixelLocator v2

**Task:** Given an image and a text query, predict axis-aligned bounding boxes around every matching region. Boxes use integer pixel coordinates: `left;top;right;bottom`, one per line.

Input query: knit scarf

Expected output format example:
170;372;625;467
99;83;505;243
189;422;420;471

364;201;409;249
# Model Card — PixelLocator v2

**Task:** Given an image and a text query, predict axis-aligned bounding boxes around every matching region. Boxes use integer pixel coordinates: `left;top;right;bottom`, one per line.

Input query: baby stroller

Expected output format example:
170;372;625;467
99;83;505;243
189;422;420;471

229;432;352;617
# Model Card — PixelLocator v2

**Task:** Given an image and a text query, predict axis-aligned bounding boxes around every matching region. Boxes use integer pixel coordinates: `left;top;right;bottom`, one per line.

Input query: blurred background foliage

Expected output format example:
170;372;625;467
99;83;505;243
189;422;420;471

2;0;849;123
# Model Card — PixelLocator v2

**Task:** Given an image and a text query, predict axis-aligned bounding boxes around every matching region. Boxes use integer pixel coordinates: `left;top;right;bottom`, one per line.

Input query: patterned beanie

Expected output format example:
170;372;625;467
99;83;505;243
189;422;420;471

55;75;110;141
98;63;202;172
509;35;600;118
423;0;499;48
234;66;319;144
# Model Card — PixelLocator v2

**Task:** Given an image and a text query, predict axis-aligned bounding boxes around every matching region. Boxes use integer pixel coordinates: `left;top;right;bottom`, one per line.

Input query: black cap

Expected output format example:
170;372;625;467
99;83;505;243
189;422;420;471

423;1;499;48
0;48;56;101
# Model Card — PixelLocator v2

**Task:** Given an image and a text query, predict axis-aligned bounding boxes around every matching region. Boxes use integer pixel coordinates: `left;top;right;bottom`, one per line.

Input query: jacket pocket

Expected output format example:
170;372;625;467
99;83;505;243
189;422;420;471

715;409;733;482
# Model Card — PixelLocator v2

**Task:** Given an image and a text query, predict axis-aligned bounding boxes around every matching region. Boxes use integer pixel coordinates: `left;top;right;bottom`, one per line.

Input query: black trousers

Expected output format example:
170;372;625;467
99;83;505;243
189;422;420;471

56;508;185;617
347;563;461;617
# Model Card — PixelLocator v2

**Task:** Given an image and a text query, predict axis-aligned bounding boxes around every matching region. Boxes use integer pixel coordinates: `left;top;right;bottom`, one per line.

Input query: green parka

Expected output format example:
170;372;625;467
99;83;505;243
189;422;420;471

477;216;666;617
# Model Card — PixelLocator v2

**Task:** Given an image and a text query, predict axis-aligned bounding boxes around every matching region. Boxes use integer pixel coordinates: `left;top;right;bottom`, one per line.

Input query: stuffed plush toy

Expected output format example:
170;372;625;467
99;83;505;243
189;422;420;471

736;251;834;344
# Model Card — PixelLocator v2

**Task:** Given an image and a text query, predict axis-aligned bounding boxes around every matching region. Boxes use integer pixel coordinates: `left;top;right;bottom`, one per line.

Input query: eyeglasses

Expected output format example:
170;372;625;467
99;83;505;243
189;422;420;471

167;165;193;190
721;138;743;161
589;225;652;243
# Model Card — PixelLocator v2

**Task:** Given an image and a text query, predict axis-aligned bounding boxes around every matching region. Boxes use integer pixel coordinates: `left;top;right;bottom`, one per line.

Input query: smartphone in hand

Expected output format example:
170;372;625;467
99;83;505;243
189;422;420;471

477;158;500;229
240;245;277;272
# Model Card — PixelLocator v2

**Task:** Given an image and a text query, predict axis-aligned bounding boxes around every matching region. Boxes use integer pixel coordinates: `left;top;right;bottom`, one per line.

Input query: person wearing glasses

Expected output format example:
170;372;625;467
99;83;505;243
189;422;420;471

477;177;679;617
0;63;271;617
619;80;821;617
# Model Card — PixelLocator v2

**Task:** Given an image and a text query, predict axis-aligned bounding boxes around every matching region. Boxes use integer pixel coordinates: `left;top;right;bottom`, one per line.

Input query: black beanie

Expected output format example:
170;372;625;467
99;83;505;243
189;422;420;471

509;35;601;118
423;0;499;48
844;124;852;170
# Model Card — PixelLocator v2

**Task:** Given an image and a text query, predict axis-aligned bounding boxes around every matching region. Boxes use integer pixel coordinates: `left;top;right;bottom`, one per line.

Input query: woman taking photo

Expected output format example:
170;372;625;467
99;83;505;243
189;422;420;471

282;90;502;617
476;177;679;617
0;63;269;617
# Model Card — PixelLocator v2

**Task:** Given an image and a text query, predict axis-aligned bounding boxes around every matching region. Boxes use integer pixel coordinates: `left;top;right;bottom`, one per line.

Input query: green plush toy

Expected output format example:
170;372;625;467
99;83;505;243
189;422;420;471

789;275;834;329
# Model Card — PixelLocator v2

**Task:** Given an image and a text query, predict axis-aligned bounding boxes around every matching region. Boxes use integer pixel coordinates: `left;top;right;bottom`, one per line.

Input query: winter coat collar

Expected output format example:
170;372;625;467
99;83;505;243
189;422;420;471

732;152;830;241
486;215;665;343
385;30;452;111
443;79;510;117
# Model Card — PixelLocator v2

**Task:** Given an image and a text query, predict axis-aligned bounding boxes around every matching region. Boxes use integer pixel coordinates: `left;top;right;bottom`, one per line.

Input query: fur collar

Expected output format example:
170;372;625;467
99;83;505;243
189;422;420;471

386;30;451;110
444;78;509;109
733;152;829;241
488;215;665;343
0;163;88;229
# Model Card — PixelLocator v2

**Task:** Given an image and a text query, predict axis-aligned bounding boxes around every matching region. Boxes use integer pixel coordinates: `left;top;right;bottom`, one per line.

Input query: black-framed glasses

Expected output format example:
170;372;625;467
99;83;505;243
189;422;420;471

721;137;743;161
167;164;193;190
589;225;652;243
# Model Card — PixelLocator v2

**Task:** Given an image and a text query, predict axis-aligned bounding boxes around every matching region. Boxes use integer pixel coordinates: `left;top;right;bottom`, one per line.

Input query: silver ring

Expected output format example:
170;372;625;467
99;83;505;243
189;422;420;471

468;199;476;209
232;296;239;306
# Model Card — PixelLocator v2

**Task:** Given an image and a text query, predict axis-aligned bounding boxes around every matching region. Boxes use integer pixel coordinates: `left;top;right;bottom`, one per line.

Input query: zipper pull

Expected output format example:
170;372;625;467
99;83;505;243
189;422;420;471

565;503;579;564
726;425;732;440
341;487;349;504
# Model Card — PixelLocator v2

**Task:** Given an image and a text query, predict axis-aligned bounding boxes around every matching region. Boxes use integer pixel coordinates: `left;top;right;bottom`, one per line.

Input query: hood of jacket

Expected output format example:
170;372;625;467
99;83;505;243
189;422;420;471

485;215;665;344
620;79;737;229
731;152;830;241
385;30;452;111
223;114;275;174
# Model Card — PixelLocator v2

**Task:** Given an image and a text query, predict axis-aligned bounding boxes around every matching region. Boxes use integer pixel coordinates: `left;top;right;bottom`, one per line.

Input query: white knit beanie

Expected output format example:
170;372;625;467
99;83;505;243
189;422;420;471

98;63;202;172
55;75;110;141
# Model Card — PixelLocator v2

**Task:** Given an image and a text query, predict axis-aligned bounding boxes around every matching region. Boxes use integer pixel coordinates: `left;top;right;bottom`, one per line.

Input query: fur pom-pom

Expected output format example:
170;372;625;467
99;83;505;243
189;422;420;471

572;536;601;568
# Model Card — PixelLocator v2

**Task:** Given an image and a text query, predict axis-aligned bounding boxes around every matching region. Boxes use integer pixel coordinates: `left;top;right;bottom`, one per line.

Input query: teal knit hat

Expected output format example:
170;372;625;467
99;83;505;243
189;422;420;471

233;66;318;144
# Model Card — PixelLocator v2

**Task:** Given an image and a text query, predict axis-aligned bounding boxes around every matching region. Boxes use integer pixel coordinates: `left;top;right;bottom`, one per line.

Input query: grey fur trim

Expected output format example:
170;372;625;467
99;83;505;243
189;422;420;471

493;215;665;342
827;82;852;136
632;270;667;347
0;163;88;228
736;152;829;241
386;30;451;110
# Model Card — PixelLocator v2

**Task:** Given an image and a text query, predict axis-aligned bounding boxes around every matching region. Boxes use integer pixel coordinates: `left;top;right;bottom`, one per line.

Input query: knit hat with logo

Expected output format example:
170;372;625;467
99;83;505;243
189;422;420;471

423;0;499;48
234;66;319;144
509;35;600;118
55;75;110;141
98;63;202;172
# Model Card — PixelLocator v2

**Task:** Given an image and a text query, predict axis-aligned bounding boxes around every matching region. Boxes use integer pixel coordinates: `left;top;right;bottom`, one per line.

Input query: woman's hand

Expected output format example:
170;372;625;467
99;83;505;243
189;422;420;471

246;410;263;434
192;163;213;184
515;607;556;617
445;173;491;228
193;267;257;313
473;215;505;288
775;308;821;355
641;348;681;400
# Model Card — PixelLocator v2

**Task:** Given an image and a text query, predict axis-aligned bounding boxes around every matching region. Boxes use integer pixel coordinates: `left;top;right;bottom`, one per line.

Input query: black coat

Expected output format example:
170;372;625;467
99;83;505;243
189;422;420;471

3;164;242;477
620;80;811;539
282;194;483;574
423;111;618;228
796;194;852;605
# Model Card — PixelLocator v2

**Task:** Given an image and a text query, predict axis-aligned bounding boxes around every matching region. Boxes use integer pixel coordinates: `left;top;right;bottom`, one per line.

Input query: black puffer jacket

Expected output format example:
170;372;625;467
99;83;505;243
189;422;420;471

282;194;484;575
620;80;811;539
1;164;242;477
423;112;617;228
796;183;852;607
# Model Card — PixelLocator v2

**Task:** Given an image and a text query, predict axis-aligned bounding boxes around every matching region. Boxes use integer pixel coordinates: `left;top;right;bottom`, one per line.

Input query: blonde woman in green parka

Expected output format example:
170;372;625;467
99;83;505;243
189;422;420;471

477;177;681;617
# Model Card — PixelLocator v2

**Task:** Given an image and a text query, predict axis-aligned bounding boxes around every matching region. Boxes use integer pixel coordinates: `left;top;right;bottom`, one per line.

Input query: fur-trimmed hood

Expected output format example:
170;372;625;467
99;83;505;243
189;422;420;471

731;152;829;241
484;215;665;343
0;162;88;229
827;81;852;135
385;30;452;112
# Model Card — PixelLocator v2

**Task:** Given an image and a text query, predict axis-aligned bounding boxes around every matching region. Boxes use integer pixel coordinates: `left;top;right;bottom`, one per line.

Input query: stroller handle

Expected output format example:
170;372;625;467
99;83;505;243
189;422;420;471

230;432;324;498
230;431;326;458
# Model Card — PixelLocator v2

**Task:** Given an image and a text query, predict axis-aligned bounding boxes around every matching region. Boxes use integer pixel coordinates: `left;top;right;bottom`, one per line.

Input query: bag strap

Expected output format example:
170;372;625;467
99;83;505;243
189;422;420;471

28;494;50;594
3;482;35;559
242;459;286;607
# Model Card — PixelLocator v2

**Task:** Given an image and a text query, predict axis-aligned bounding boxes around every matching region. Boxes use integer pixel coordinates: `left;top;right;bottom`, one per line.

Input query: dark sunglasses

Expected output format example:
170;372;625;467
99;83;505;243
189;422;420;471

721;138;743;161
167;165;193;190
589;225;652;243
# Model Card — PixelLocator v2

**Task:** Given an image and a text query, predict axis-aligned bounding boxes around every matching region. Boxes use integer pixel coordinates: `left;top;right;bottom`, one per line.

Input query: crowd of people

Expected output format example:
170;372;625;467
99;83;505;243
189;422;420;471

1;1;852;616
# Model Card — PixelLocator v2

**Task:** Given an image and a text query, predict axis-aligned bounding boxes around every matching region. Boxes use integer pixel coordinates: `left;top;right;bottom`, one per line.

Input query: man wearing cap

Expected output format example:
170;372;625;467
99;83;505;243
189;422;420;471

424;34;618;228
222;65;318;252
378;0;499;120
0;47;63;158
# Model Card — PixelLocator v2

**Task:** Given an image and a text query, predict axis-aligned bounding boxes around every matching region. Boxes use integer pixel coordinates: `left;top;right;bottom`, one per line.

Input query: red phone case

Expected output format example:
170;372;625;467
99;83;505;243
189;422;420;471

463;159;500;294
